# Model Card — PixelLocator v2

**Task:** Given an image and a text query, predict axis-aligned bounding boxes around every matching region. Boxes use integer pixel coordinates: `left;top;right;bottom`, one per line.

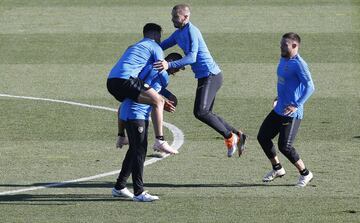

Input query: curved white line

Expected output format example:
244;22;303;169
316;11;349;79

0;93;184;195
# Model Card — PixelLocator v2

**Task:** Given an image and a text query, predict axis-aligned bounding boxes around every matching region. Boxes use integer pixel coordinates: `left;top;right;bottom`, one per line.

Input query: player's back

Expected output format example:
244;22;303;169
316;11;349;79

108;38;163;79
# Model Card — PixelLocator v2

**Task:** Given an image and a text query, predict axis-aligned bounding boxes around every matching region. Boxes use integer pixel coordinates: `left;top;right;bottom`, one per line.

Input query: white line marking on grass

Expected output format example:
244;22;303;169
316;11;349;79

0;93;184;195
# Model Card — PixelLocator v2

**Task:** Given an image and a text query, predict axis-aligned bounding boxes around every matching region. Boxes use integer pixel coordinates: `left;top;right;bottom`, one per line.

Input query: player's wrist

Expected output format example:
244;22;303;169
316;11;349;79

168;61;173;69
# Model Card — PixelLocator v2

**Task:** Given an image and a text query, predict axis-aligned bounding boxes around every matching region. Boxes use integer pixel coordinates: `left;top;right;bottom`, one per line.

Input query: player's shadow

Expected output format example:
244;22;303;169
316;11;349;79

0;181;129;204
0;193;133;205
143;182;297;188
0;181;297;190
0;182;114;188
0;181;312;205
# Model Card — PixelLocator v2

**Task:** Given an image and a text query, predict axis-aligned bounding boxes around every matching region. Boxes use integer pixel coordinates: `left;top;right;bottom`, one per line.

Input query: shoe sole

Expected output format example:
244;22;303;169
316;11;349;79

262;174;286;182
227;133;239;157
112;193;130;198
112;189;133;199
238;134;247;157
227;146;237;157
153;146;178;154
296;175;314;187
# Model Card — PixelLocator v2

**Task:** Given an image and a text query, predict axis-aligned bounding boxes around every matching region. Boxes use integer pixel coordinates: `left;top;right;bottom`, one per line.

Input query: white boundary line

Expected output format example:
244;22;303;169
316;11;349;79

0;93;184;195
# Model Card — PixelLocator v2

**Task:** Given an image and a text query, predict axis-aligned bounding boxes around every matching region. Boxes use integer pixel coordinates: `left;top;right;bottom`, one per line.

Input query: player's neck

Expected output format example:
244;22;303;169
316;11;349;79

180;21;190;29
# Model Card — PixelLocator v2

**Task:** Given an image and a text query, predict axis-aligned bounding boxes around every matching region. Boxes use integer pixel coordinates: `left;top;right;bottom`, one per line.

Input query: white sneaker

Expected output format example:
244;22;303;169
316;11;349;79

296;171;313;187
116;136;129;149
224;133;238;157
263;167;286;182
153;139;178;154
112;187;134;199
133;191;159;202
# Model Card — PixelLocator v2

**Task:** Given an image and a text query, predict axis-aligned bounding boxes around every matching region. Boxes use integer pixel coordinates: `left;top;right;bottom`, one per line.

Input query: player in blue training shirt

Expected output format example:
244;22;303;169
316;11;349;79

153;4;247;158
257;32;315;187
111;53;184;202
107;23;177;154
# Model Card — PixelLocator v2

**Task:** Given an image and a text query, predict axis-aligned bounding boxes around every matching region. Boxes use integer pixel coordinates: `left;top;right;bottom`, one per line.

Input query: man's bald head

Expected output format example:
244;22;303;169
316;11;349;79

172;4;191;16
171;4;191;28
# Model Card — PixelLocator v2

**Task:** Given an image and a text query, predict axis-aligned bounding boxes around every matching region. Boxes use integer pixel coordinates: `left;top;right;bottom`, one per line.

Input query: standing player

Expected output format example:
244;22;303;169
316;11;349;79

107;23;176;154
111;53;183;202
257;32;315;187
153;4;246;157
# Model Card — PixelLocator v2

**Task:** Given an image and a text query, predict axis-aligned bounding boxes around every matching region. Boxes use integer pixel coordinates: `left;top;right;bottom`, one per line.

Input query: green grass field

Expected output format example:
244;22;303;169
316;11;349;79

1;0;359;222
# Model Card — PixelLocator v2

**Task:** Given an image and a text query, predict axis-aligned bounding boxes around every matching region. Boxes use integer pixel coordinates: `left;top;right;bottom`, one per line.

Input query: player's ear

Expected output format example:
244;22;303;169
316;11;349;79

292;43;297;49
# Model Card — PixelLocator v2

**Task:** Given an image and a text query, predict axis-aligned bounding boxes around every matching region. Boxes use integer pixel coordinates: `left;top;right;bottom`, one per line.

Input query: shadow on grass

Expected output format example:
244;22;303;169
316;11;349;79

0;181;114;188
0;181;312;204
0;193;133;204
0;181;297;189
143;182;296;188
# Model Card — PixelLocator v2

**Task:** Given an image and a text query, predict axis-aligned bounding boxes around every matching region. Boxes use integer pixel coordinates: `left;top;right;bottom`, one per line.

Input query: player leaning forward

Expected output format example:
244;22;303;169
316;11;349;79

154;4;247;157
257;32;315;187
107;23;178;154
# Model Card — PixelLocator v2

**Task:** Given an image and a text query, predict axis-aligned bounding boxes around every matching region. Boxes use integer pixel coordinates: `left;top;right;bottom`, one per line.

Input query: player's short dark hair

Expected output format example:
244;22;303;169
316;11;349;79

165;52;183;62
282;32;301;44
143;23;162;35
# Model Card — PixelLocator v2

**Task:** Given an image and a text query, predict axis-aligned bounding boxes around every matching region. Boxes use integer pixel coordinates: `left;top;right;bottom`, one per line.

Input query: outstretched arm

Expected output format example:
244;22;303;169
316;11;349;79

160;33;177;51
154;28;198;71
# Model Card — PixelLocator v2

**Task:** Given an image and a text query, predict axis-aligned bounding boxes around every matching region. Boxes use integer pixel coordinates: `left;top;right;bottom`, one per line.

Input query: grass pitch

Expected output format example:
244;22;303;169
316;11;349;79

0;0;359;222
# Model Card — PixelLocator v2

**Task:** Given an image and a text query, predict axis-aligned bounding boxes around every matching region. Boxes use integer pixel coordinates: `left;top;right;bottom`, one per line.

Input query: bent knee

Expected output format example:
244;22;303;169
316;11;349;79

193;108;209;120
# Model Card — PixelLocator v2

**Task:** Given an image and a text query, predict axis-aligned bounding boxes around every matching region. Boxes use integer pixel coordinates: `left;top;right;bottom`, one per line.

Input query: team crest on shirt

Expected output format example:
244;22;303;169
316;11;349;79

138;126;144;133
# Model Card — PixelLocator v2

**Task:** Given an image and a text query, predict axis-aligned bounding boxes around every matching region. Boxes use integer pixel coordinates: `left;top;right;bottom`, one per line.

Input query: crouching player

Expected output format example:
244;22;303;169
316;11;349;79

112;53;183;202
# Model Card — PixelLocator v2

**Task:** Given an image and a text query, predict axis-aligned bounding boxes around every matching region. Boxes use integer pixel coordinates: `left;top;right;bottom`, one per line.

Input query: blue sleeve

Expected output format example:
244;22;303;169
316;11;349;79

158;70;169;88
159;89;177;106
145;70;168;92
152;44;164;61
295;61;315;107
160;33;177;51
168;28;198;69
138;65;154;84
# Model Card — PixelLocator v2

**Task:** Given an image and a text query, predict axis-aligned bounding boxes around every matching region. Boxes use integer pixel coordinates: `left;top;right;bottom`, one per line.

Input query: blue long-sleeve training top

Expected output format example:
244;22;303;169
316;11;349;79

160;22;221;79
274;54;315;119
108;38;164;79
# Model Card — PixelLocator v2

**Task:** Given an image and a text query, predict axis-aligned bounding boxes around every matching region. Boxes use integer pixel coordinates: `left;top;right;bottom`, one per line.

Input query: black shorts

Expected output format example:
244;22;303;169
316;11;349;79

107;77;150;102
